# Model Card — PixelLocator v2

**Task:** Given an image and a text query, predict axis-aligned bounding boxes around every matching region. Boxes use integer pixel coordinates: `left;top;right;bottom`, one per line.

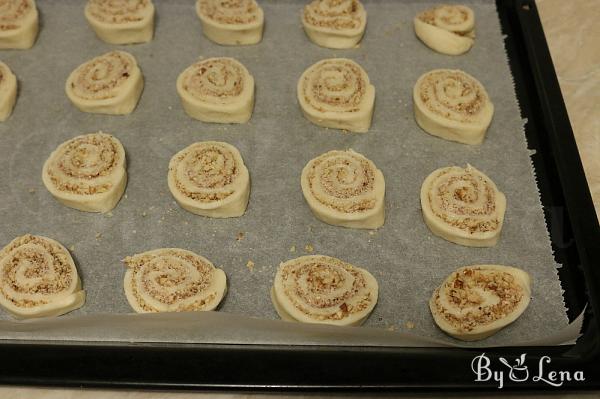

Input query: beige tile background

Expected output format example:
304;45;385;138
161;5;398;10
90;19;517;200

1;0;598;397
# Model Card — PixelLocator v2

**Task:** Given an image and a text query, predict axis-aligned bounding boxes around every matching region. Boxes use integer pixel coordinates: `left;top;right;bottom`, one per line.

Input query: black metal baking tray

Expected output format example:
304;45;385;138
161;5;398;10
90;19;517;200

1;0;599;391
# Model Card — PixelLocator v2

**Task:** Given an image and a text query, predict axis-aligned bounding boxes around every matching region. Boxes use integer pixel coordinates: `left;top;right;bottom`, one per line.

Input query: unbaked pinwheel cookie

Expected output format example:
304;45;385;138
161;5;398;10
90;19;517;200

195;0;264;46
123;248;227;313
168;141;250;218
0;234;85;319
176;57;254;124
413;69;494;145
42;132;127;213
420;165;506;247
414;4;475;55
301;149;385;229
65;51;144;115
430;265;531;341
0;61;17;121
297;58;375;133
271;255;378;326
302;0;367;49
0;0;39;49
85;0;155;44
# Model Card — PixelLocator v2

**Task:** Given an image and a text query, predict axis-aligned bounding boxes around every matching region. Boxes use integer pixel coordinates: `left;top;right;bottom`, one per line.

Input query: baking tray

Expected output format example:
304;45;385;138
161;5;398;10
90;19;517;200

0;0;599;391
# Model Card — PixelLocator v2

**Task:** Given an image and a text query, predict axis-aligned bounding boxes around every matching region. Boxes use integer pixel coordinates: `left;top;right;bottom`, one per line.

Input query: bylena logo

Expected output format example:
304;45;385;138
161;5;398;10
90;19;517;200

471;353;585;389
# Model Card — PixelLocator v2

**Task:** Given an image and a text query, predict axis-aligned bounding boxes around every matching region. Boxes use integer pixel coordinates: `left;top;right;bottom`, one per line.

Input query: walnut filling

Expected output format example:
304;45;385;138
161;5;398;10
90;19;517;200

71;52;134;101
46;134;121;196
182;59;245;104
0;0;32;31
302;60;366;113
419;71;486;123
418;5;471;34
434;267;524;332
0;235;74;308
87;0;150;24
428;168;500;234
125;249;219;312
307;151;377;214
303;0;363;31
280;256;373;321
198;0;259;25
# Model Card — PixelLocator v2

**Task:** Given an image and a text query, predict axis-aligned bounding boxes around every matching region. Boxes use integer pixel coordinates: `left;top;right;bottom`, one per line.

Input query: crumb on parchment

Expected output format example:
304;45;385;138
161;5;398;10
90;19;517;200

304;244;314;253
246;260;255;272
236;232;245;241
289;245;296;253
28;188;35;193
95;232;102;239
69;245;75;252
405;321;415;329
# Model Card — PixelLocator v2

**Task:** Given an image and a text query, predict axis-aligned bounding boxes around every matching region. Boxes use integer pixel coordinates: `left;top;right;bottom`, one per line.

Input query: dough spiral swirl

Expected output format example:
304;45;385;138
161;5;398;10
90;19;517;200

414;4;475;55
420;165;506;247
298;58;375;133
302;0;367;49
168;141;250;218
85;0;155;44
0;61;17;121
195;0;264;45
176;57;254;123
413;69;494;145
271;255;378;326
301;149;385;229
0;0;38;49
42;132;127;213
124;248;227;313
65;51;144;115
0;234;85;319
430;265;531;341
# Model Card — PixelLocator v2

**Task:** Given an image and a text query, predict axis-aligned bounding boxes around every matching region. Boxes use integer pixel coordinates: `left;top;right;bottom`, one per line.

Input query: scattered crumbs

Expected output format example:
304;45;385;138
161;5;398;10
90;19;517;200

132;230;137;234
28;188;36;193
183;220;189;225
142;211;147;217
161;216;165;221
95;232;102;239
368;230;376;236
236;231;245;241
106;211;113;218
405;321;415;329
386;325;397;332
289;245;296;253
246;260;255;272
124;194;128;199
69;245;75;252
168;106;173;110
308;226;313;233
304;244;314;253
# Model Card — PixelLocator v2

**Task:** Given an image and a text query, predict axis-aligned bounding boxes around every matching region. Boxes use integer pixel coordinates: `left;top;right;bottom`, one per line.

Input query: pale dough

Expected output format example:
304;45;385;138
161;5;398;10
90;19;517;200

271;255;378;326
301;0;367;49
414;4;475;55
0;234;85;319
0;0;39;49
85;0;155;44
176;57;254;124
168;141;250;218
0;61;17;121
301;149;385;229
430;265;531;341
297;58;375;133
123;248;227;313
195;0;264;45
413;69;494;145
65;51;144;115
42;132;127;213
420;164;506;247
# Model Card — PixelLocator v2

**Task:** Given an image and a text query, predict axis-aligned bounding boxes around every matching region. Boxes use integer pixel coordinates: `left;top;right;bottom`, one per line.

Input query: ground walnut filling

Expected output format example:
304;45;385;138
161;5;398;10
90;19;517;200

198;0;259;25
303;0;363;30
0;235;74;308
87;0;150;24
0;0;31;31
303;62;366;113
418;5;470;30
72;52;133;100
435;267;524;332
182;60;245;103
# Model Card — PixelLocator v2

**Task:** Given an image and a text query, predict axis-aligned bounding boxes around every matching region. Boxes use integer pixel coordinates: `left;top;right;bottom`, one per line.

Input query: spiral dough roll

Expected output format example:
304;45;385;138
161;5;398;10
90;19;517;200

413;69;494;145
420;164;506;247
85;0;155;44
430;264;531;341
0;61;17;121
42;132;127;213
65;51;144;115
414;4;475;55
271;255;378;326
0;0;39;49
0;234;85;319
298;58;375;133
301;149;385;229
123;248;227;313
168;141;250;218
176;57;255;124
302;0;367;49
195;0;264;45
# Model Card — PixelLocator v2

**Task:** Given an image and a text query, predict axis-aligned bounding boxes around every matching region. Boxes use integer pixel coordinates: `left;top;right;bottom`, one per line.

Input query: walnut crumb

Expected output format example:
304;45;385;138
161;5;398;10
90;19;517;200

368;230;376;236
28;188;36;193
405;321;415;329
289;245;296;253
69;245;75;252
106;212;113;218
95;232;102;239
304;244;314;253
246;260;255;272
142;211;147;217
236;232;245;241
386;325;396;331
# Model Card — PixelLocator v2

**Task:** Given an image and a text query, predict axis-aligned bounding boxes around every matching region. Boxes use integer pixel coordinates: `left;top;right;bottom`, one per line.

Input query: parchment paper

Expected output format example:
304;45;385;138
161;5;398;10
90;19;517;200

0;0;575;347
